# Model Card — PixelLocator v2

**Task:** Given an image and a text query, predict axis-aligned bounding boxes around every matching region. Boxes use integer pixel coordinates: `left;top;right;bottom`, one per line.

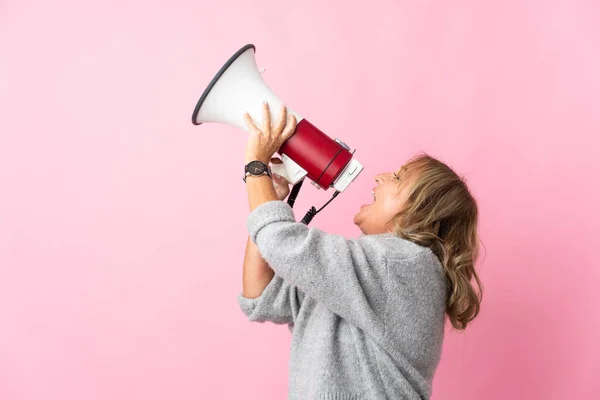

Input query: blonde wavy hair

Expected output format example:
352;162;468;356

387;153;483;330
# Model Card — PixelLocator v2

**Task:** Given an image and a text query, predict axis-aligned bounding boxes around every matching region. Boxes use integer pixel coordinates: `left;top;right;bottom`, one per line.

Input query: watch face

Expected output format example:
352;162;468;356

248;161;265;174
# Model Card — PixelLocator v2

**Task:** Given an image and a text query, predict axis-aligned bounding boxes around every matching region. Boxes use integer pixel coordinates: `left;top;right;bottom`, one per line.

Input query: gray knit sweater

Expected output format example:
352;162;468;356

238;201;448;400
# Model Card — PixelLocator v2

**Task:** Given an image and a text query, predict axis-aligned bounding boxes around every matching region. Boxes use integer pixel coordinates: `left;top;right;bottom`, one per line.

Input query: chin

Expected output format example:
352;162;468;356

352;213;362;229
353;214;368;234
353;219;365;233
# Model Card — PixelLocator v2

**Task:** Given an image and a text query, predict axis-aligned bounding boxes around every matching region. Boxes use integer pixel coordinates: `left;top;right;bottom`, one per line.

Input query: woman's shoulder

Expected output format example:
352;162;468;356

358;234;446;295
356;232;434;261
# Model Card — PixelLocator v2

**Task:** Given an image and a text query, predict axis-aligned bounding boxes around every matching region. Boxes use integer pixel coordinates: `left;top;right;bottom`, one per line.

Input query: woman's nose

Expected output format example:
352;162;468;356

375;173;390;183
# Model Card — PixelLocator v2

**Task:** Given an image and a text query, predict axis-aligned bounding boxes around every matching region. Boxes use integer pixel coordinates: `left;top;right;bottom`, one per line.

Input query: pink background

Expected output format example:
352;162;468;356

1;0;599;398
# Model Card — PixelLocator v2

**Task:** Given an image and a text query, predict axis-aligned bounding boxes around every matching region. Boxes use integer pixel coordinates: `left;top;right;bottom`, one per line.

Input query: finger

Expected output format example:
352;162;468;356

274;104;287;135
281;114;297;141
270;167;288;182
243;112;262;135
261;101;271;134
274;173;289;184
271;157;283;164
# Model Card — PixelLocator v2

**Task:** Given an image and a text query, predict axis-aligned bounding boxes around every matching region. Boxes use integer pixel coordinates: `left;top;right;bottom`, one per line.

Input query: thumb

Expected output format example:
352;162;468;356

273;173;289;184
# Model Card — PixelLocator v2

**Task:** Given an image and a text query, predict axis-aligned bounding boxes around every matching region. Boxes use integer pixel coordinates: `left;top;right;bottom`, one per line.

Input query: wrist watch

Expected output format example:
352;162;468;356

244;160;272;182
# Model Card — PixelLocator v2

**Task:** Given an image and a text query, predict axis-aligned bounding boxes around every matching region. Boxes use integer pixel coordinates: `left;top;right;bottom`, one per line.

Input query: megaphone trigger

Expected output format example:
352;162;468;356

270;158;302;186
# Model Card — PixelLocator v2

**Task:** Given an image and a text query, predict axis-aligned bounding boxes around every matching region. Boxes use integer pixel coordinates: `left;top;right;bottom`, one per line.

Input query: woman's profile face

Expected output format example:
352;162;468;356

353;166;415;235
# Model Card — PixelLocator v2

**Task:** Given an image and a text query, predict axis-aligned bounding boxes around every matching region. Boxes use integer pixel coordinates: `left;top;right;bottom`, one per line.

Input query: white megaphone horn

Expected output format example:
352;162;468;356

191;44;363;194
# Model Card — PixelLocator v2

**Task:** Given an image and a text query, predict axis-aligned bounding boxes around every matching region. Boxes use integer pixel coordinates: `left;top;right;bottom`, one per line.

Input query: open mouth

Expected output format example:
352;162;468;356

361;189;376;209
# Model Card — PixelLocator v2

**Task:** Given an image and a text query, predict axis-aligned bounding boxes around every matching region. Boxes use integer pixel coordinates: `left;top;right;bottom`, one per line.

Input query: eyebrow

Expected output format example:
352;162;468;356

395;166;406;179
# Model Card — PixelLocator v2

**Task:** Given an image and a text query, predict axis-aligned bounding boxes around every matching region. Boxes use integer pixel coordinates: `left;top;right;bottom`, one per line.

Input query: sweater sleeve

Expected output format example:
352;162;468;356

237;274;306;324
247;200;388;337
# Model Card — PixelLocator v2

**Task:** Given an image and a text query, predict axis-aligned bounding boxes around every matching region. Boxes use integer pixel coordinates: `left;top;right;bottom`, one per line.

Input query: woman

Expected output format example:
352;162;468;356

238;103;483;399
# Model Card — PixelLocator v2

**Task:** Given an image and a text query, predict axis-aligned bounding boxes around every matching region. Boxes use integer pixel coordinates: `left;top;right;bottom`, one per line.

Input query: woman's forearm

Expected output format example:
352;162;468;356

243;172;279;298
242;235;275;299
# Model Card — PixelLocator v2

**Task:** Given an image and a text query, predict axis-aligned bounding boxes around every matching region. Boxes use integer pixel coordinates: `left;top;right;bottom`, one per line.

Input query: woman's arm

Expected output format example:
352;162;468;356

242;235;274;299
239;232;307;325
242;161;280;298
238;102;307;323
239;174;308;324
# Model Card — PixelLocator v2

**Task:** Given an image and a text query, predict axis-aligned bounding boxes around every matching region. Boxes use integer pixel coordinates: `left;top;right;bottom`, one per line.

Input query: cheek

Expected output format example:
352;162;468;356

380;194;404;218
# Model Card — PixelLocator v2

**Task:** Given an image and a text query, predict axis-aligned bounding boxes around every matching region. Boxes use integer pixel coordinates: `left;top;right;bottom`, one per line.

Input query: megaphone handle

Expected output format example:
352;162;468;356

270;155;307;185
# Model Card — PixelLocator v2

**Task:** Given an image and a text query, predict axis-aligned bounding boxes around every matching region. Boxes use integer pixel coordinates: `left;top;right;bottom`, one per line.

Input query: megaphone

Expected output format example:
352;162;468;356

191;44;363;193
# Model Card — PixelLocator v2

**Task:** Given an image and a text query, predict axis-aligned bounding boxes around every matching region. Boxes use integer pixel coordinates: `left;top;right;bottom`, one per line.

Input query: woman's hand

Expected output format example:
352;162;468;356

244;102;297;164
269;157;291;201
